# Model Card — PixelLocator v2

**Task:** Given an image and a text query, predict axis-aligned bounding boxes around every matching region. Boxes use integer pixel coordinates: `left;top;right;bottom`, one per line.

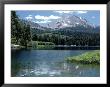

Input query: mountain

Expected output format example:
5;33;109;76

21;20;51;30
22;15;100;46
23;15;100;35
56;26;100;34
46;15;96;29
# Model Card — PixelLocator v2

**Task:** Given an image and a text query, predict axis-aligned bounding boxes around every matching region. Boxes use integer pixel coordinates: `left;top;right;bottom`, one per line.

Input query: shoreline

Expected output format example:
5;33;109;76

11;44;100;50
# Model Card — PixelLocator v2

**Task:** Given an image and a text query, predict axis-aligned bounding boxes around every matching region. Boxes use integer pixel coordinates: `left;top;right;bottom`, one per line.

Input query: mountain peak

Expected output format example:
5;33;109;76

24;15;97;30
43;15;96;29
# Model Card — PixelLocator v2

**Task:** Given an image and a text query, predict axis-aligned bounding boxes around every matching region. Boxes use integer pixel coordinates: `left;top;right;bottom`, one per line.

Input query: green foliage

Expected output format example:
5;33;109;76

32;32;99;46
31;27;100;46
11;38;17;44
66;50;100;64
31;41;55;49
11;11;31;47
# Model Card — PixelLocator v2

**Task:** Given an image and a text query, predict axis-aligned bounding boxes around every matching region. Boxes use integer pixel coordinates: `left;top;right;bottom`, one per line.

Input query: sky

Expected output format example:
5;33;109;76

16;10;100;27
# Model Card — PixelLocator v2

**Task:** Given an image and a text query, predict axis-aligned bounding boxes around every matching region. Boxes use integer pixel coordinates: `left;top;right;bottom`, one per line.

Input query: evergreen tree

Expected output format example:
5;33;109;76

11;11;31;47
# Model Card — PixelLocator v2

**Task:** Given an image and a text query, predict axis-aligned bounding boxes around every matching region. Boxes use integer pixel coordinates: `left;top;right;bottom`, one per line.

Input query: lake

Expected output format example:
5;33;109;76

11;49;100;77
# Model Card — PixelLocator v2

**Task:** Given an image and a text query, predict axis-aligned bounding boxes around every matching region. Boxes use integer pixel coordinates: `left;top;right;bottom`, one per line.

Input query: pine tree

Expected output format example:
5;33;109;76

11;11;31;47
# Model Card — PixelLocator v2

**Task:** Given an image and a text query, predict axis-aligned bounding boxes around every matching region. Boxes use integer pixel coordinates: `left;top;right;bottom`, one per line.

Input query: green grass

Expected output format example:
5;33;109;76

34;45;55;49
66;50;100;64
30;41;55;49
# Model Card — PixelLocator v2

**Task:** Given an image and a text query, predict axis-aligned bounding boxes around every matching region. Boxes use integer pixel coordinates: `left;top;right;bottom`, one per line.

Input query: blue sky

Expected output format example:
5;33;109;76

16;10;100;26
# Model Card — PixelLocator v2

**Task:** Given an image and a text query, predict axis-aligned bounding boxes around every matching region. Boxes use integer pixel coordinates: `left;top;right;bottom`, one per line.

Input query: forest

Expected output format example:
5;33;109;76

11;11;31;47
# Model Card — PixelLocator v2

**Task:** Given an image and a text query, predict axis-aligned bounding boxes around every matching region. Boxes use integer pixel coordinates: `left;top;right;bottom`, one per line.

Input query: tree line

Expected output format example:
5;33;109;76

11;11;31;47
32;32;100;46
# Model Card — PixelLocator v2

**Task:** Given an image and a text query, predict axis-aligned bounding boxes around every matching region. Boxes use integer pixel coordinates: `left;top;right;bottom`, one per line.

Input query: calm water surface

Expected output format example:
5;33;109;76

11;49;100;77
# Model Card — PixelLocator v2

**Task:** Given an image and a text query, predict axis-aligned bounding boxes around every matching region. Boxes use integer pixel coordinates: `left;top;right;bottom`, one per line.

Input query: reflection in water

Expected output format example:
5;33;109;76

11;50;100;77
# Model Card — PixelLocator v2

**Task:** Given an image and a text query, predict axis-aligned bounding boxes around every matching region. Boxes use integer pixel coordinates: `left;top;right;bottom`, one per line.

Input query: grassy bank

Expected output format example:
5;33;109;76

66;50;100;64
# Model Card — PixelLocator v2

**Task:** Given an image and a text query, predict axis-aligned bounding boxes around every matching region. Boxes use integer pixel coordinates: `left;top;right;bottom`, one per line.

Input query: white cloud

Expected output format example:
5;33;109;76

35;15;61;20
77;11;88;14
63;23;68;26
54;10;88;14
25;15;33;20
54;11;73;14
34;20;52;23
91;16;96;19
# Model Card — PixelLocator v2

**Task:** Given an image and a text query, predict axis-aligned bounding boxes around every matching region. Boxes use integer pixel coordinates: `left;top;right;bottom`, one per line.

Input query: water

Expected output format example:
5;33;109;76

11;49;100;77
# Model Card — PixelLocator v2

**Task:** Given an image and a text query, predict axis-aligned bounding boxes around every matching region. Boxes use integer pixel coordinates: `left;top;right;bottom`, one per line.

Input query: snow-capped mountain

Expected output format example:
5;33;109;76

47;15;96;29
24;15;98;31
21;20;49;30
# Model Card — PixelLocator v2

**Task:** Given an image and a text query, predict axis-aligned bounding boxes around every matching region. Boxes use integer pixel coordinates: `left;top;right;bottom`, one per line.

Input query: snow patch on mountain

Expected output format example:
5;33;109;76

45;15;96;29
